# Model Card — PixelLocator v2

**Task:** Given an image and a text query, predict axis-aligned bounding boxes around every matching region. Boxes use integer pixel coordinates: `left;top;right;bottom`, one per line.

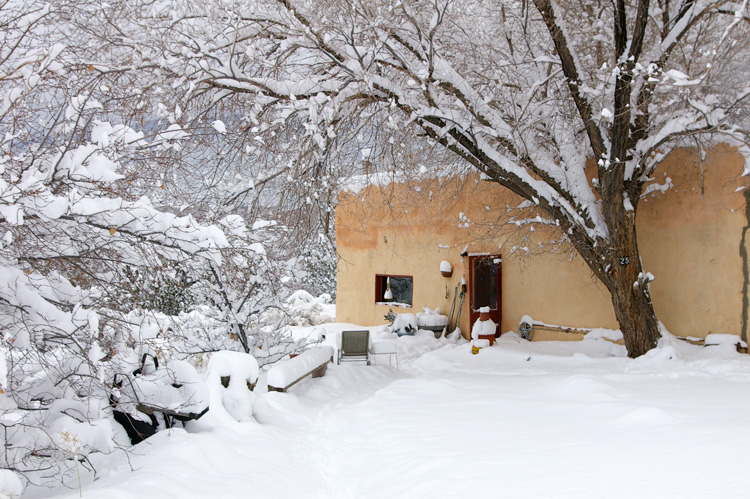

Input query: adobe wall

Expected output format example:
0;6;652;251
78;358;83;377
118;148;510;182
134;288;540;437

335;145;748;342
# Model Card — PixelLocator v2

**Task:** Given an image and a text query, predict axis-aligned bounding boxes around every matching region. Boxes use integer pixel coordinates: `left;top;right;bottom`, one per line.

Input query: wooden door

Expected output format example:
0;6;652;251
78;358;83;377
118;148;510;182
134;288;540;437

468;255;502;336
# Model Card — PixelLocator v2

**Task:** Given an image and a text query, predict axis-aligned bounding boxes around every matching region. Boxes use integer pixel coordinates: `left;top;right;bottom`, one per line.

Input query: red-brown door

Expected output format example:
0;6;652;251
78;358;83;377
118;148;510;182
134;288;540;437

468;255;502;336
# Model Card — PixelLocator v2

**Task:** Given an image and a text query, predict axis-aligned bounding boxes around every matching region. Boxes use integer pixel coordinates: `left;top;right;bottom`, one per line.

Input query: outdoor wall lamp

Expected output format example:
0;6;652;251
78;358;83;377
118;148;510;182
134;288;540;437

384;277;393;300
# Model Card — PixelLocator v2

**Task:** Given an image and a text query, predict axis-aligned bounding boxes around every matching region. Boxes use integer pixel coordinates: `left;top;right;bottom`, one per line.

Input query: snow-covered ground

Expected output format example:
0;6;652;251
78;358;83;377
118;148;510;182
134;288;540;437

26;326;750;499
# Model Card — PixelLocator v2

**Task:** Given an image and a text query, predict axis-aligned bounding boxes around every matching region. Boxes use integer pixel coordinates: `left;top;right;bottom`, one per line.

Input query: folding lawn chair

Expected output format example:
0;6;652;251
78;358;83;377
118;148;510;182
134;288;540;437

338;330;371;365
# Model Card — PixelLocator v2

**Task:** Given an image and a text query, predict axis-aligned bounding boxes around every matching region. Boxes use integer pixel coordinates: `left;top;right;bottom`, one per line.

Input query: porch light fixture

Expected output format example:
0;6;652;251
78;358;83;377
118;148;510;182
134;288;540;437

383;277;393;300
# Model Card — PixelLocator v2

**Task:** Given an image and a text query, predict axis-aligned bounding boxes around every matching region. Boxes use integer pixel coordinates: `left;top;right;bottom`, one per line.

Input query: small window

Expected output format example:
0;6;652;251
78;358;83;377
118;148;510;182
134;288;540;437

375;274;413;307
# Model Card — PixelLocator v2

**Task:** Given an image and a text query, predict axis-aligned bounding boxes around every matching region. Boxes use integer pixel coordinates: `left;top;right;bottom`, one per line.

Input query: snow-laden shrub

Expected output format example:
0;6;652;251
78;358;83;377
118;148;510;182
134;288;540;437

284;290;335;327
0;104;285;486
110;263;195;316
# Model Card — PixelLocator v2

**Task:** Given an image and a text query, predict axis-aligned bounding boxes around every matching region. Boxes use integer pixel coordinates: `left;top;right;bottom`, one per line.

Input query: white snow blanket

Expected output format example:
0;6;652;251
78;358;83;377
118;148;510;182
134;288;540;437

266;346;334;390
25;327;750;499
0;469;22;499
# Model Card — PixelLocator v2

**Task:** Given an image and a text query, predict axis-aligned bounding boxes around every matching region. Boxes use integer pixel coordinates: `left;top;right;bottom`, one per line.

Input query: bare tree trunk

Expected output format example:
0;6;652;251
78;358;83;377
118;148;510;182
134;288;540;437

599;188;661;357
602;237;661;358
610;278;661;358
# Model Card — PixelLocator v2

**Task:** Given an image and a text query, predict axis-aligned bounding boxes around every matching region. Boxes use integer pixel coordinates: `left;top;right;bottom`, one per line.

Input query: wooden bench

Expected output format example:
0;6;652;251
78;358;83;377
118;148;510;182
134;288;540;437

267;346;334;393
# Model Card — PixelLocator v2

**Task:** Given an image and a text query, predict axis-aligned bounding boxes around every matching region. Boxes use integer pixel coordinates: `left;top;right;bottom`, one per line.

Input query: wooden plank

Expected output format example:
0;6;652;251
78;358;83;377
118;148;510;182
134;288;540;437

267;357;332;393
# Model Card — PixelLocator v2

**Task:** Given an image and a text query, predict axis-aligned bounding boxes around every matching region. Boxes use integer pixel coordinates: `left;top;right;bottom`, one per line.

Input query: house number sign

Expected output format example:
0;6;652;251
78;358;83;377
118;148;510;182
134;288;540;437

620;256;630;266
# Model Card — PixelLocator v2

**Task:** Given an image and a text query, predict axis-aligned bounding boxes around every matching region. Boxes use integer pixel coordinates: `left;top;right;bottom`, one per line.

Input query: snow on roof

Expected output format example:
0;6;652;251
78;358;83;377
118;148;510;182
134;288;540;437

338;171;406;195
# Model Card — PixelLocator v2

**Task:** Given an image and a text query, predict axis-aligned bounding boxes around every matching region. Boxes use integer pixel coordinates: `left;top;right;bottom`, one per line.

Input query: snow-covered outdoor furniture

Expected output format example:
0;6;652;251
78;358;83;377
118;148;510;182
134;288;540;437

267;346;334;393
337;330;372;364
417;307;449;338
205;351;260;422
370;341;399;367
110;354;209;444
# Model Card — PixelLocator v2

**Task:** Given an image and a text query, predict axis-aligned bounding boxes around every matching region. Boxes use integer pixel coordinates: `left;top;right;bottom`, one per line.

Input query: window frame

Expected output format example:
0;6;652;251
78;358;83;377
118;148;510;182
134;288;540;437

375;274;414;308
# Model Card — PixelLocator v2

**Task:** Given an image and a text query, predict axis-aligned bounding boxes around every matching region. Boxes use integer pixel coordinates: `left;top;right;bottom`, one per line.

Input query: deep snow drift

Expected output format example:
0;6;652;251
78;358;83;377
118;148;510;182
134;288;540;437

25;326;750;499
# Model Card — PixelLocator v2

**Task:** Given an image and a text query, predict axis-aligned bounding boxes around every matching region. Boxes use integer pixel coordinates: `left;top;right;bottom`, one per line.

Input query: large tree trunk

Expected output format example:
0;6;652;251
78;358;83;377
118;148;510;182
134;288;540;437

603;248;661;358
568;217;661;357
598;186;661;357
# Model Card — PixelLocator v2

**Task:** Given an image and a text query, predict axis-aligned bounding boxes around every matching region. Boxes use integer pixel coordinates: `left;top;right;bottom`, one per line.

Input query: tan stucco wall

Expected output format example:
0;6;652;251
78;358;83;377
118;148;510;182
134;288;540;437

336;145;748;341
637;145;748;338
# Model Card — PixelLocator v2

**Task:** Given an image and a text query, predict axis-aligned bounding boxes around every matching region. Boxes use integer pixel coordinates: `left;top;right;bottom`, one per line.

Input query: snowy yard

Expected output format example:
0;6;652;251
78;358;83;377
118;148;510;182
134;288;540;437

28;328;750;499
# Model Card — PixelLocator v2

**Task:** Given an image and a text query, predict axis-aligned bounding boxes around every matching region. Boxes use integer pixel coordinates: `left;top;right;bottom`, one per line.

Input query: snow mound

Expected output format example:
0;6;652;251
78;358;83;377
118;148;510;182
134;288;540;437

392;313;417;335
205;351;260;422
704;333;746;348
584;328;623;342
0;469;22;499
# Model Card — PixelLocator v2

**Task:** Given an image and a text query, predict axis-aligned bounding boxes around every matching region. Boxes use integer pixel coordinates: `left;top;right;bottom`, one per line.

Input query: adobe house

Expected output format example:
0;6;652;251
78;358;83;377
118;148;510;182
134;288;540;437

335;145;749;344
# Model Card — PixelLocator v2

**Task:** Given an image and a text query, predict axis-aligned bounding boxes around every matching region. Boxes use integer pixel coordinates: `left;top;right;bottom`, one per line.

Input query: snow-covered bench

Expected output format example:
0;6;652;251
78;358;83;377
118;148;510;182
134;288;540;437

110;355;209;444
267;346;334;393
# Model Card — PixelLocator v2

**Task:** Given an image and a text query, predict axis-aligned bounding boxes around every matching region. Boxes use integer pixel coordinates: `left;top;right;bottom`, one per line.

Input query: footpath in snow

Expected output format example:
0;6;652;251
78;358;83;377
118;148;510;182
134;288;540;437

27;327;750;499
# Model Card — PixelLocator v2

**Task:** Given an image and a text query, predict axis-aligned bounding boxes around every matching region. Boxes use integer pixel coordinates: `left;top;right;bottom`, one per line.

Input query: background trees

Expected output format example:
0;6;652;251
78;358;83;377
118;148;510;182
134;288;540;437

102;0;750;357
0;0;313;484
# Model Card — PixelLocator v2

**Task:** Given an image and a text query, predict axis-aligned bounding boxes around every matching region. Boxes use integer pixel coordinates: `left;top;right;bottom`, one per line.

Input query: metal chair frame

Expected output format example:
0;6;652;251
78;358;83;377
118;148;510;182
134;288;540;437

338;330;371;365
